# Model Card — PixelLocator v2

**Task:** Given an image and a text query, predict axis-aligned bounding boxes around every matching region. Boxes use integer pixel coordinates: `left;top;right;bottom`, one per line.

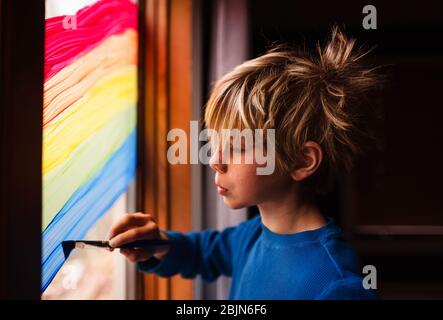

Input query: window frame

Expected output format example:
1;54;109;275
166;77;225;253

139;0;195;300
0;0;196;300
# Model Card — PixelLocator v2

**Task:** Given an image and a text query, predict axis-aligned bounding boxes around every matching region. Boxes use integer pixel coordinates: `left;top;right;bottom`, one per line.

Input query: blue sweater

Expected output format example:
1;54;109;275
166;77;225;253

139;215;378;300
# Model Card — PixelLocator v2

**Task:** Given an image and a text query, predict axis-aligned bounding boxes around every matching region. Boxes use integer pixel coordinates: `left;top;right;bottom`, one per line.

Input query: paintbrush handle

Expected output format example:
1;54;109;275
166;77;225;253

117;239;172;249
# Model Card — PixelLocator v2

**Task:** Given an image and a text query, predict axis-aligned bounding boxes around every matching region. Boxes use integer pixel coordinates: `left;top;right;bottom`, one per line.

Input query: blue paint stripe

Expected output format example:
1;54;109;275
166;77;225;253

41;130;136;292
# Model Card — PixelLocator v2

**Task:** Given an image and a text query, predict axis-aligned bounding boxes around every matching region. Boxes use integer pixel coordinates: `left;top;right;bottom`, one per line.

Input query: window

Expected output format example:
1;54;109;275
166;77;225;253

41;0;139;298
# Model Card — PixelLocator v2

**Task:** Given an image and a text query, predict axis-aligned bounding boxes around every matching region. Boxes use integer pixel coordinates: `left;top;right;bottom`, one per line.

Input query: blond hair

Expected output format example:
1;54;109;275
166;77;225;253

204;27;383;193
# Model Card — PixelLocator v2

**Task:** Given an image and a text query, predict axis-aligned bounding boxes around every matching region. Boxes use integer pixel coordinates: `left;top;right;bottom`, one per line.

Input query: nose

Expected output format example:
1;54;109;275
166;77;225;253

209;144;227;173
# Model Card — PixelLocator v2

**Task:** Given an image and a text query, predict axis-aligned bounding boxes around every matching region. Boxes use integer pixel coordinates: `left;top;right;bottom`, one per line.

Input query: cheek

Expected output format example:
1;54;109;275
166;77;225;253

228;165;274;200
229;164;260;185
223;165;257;198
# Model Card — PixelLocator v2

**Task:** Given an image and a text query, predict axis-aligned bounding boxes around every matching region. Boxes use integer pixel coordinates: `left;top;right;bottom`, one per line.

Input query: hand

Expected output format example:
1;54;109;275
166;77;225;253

108;212;170;263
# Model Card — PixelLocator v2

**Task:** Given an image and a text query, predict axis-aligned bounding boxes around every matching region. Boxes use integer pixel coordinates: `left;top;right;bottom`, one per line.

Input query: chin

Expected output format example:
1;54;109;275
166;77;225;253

222;197;249;210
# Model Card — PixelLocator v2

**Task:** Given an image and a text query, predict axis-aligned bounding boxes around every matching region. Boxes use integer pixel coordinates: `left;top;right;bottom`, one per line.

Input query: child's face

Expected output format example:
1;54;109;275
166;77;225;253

209;140;293;210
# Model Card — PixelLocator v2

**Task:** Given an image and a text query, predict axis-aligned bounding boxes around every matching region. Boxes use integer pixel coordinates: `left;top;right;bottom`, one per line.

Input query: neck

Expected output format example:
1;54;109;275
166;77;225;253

257;185;326;234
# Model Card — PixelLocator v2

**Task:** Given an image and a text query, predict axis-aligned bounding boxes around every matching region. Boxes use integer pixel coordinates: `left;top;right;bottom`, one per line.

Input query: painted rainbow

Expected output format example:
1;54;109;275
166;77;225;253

41;0;138;291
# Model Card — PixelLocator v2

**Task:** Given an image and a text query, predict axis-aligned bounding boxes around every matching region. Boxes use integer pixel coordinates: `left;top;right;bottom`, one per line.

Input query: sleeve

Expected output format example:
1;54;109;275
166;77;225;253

137;225;240;283
317;276;379;300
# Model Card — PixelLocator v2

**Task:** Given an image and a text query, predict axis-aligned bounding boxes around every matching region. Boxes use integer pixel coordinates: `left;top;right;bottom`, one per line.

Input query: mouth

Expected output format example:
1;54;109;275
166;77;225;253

215;184;229;195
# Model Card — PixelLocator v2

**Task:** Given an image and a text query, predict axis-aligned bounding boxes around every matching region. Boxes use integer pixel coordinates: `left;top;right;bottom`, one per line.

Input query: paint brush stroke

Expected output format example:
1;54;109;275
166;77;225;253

43;106;136;230
41;130;137;291
43;66;137;175
43;29;137;127
44;0;137;81
41;0;139;292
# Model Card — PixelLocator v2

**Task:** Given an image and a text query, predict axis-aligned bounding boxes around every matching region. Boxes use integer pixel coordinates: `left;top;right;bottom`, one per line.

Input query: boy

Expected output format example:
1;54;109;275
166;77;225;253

108;27;381;299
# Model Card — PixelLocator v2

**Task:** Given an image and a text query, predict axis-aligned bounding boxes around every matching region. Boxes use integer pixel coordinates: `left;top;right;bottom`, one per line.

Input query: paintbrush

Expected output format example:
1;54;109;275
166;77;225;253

61;239;172;259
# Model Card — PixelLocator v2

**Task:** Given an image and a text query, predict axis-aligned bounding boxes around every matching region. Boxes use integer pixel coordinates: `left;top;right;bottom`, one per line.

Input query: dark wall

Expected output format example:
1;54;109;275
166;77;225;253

0;0;44;299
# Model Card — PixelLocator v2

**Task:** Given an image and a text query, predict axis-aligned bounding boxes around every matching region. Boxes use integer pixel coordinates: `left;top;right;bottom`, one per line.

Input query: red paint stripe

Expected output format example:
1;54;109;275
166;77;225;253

44;0;137;81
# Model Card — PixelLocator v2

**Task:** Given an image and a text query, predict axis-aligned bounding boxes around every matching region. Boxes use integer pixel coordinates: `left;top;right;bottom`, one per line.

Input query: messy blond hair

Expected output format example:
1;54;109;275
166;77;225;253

204;27;383;193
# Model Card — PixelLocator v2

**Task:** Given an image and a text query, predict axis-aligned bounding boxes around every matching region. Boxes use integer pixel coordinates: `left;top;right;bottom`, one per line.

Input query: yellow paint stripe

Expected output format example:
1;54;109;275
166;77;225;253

42;66;137;174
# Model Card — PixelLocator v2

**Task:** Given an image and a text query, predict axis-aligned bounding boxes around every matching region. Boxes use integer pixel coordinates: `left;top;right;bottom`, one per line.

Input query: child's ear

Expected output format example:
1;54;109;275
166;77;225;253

290;141;323;182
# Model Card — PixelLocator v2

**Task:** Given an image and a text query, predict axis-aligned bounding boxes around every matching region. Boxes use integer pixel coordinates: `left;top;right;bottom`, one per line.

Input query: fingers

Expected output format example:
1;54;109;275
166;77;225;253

109;223;158;248
108;212;155;240
120;248;154;263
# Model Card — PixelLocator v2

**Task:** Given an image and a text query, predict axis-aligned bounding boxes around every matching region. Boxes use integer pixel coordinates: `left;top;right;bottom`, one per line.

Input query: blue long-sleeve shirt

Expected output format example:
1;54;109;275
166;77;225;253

138;215;378;300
